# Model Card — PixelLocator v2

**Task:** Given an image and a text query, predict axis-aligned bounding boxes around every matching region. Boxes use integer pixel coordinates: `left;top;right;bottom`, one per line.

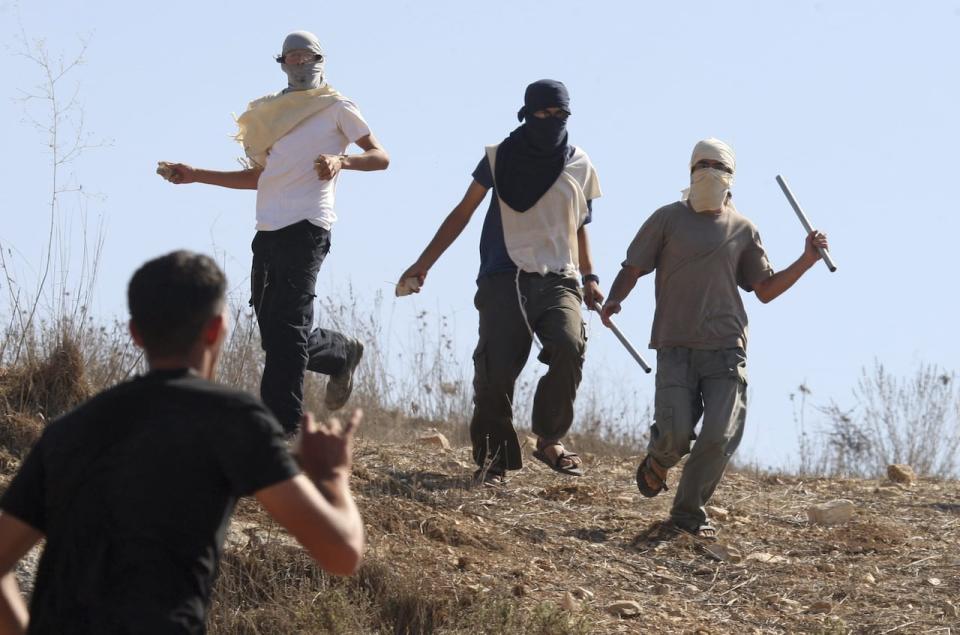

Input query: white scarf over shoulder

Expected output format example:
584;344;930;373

234;85;343;168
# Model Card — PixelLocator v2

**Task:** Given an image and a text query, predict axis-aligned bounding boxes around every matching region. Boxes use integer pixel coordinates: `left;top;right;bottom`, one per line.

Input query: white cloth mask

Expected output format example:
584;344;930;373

686;168;733;213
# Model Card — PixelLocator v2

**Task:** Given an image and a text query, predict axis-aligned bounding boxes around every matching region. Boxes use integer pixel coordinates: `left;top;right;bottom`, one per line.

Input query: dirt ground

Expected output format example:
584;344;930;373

269;434;960;634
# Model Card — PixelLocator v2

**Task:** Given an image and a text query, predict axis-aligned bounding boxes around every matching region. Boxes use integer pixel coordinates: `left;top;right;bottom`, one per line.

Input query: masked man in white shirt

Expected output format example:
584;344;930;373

162;31;389;432
602;138;828;539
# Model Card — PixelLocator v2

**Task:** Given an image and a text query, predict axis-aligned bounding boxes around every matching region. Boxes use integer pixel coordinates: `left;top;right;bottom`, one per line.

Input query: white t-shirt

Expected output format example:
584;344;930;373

255;99;371;231
486;145;601;276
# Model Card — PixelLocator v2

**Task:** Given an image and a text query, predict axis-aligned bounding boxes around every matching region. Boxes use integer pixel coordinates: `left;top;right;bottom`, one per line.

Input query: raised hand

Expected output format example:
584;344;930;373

802;230;829;267
294;409;362;482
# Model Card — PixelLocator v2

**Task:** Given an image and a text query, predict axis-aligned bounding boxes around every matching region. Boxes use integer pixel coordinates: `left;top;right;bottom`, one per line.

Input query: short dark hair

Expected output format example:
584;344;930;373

127;251;226;356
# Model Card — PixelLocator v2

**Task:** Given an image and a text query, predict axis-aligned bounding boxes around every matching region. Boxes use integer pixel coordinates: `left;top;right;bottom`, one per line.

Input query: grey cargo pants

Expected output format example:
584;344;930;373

649;347;747;531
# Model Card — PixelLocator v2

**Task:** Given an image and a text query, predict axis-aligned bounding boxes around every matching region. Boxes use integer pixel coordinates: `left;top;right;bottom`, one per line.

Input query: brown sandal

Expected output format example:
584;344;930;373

636;454;669;497
532;440;584;477
635;520;717;544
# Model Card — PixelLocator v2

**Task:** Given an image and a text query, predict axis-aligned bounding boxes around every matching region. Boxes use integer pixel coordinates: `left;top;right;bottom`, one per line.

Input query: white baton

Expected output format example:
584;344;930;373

775;175;837;273
591;302;652;374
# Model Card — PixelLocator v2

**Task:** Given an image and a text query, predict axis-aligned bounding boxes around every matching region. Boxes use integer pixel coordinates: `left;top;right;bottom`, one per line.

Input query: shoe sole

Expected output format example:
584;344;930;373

324;339;364;410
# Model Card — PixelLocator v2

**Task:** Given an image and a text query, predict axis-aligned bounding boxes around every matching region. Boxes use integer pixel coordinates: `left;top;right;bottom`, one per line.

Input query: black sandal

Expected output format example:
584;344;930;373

532;441;584;477
636;454;669;498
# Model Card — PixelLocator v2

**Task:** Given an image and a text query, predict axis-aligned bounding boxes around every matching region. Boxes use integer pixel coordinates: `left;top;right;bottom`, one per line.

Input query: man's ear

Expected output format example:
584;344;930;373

129;320;145;348
202;312;227;347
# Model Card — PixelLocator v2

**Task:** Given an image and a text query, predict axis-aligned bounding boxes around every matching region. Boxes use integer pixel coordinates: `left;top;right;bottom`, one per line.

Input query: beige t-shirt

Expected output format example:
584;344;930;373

623;201;774;351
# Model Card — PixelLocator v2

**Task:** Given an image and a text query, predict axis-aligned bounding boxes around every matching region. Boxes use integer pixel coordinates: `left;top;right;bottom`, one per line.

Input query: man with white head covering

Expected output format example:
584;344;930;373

160;31;389;433
601;138;829;539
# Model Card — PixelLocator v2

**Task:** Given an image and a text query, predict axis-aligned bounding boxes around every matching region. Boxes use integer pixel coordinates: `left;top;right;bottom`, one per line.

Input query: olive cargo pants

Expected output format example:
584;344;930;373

470;272;587;471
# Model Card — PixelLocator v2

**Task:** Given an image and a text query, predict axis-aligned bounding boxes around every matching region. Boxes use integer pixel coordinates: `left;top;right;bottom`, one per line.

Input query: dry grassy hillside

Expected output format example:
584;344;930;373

0;342;957;633
208;421;960;634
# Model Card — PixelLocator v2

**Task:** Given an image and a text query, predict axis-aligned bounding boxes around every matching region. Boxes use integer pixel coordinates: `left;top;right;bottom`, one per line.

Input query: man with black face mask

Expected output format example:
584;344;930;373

398;80;603;486
159;31;389;434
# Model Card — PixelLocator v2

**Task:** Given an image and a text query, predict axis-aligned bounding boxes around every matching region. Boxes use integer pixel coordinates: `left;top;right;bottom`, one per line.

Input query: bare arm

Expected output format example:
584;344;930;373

397;180;489;289
577;225;604;310
600;264;649;327
162;164;263;190
0;514;43;634
256;411;364;576
752;230;828;304
315;133;390;180
256;474;363;576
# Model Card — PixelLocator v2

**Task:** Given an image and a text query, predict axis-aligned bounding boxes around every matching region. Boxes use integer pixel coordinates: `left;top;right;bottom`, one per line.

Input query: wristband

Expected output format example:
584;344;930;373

581;273;600;286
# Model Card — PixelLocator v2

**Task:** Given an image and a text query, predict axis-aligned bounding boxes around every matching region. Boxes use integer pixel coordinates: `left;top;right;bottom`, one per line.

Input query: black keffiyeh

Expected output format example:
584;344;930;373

494;79;571;212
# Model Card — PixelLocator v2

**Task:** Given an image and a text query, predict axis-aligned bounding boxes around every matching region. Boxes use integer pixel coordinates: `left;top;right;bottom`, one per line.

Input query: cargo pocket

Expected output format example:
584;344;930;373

723;347;748;385
655;348;689;389
649;404;675;456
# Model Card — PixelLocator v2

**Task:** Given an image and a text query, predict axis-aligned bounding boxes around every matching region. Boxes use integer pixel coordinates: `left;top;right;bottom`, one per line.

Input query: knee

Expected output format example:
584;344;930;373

648;411;691;466
543;333;586;369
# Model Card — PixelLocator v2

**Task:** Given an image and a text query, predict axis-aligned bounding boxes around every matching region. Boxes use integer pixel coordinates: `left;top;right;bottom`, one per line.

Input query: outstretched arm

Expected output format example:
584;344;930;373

256;411;365;576
752;230;828;304
601;264;649;327
315;133;390;180
0;513;43;634
161;164;263;190
397;180;489;290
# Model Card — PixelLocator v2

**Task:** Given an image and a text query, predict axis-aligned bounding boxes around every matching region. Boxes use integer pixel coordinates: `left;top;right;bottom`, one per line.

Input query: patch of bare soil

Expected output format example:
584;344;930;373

293;436;960;633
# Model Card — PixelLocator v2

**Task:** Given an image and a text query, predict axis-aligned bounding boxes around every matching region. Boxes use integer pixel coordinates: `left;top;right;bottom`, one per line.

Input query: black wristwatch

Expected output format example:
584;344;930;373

581;273;600;286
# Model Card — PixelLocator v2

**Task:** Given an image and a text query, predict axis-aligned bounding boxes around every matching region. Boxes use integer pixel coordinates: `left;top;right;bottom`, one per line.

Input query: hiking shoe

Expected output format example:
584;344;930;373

325;338;364;410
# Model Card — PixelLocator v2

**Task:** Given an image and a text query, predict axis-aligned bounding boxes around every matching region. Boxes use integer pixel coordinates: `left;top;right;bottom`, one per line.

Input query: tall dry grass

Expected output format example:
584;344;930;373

793;362;960;478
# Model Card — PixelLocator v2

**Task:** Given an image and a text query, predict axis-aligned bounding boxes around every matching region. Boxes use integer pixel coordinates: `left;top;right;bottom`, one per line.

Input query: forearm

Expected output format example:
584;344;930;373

0;574;27;635
606;266;643;305
340;149;389;172
316;474;363;533
416;208;473;269
577;227;594;276
754;255;815;303
257;474;364;576
306;473;364;570
193;168;261;190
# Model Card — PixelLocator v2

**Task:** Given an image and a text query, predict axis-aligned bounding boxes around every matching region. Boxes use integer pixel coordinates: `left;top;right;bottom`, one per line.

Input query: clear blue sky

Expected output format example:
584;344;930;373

2;1;958;469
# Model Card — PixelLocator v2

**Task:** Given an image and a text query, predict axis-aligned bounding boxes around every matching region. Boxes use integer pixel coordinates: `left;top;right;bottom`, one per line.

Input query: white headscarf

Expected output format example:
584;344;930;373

682;138;736;213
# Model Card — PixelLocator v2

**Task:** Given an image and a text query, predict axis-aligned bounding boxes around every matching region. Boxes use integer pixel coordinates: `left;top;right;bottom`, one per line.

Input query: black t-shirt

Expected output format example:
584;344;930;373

0;369;299;634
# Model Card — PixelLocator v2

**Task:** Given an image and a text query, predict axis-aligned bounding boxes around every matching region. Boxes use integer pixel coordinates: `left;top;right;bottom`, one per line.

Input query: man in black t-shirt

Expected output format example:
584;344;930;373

0;251;365;634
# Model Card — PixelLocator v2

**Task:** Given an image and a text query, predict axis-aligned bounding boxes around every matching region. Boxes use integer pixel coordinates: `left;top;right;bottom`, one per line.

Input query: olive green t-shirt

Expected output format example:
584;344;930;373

623;200;774;351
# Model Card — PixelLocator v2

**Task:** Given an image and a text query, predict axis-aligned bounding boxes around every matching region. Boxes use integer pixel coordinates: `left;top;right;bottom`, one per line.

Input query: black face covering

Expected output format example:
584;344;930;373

494;80;571;213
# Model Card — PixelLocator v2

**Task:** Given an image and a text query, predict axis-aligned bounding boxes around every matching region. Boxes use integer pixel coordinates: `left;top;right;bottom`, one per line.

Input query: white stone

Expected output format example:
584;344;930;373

704;543;742;563
887;464;917;484
705;505;729;521
745;552;788;564
606;600;642;618
395;276;421;297
562;592;580;612
807;499;855;526
417;432;451;450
